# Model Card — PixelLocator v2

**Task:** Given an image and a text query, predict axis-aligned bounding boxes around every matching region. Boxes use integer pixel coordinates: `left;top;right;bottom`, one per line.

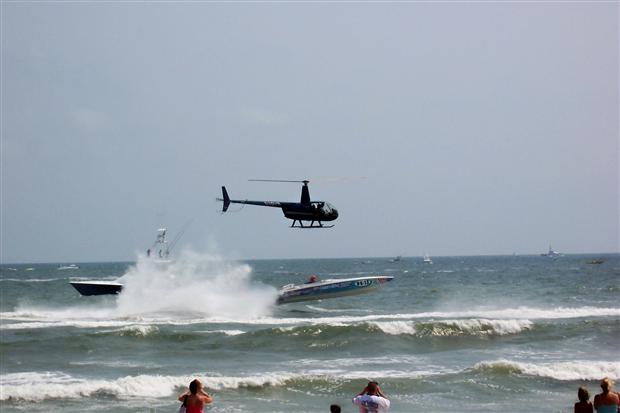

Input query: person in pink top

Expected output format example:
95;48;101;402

178;379;213;413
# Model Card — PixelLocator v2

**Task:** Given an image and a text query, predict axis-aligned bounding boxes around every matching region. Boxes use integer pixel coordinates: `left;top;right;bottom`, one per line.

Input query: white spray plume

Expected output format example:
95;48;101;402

116;249;278;319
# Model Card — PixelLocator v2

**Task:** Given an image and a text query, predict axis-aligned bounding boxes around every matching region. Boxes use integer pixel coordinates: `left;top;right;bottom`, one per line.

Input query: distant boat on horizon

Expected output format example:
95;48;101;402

423;253;433;264
541;245;562;258
58;264;79;270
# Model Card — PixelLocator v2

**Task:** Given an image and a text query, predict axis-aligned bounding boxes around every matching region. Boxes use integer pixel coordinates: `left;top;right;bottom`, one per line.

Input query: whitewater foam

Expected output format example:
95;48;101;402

199;329;246;336
0;278;64;283
0;372;186;401
215;306;619;327
0;371;295;402
2;304;616;331
370;321;417;335
116;251;278;319
369;318;532;336
406;307;620;320
1;250;279;330
473;360;620;381
3;360;619;403
0;367;463;402
109;325;160;337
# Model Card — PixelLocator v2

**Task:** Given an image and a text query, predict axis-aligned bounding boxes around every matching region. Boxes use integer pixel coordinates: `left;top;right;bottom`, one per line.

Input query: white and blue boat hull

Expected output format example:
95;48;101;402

276;276;394;304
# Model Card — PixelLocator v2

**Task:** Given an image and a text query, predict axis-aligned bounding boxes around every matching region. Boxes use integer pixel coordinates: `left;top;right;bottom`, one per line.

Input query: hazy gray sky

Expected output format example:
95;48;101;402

2;2;618;263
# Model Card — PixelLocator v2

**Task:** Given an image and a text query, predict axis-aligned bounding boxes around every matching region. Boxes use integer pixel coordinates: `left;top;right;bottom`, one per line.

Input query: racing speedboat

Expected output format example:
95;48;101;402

276;275;394;304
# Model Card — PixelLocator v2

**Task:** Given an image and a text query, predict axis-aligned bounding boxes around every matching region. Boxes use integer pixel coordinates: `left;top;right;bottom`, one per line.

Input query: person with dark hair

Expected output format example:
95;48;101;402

594;378;619;413
352;381;390;413
330;404;342;413
178;378;213;413
357;381;387;399
575;386;593;413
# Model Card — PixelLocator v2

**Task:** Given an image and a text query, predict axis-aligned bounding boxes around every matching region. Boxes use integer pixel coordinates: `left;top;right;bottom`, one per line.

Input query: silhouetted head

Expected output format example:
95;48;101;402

189;379;202;395
578;386;590;402
601;377;613;393
330;404;341;413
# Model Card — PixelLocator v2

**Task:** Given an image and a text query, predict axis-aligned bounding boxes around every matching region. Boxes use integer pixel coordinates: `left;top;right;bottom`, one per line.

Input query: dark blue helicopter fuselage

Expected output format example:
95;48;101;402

229;200;338;222
218;184;339;227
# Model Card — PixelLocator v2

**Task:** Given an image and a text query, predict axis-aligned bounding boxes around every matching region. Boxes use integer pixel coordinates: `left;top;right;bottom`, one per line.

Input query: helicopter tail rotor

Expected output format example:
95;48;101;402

219;186;231;212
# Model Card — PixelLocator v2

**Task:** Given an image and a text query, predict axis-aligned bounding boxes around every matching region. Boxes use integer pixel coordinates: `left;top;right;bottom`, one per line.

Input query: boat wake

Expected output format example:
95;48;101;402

3;302;617;331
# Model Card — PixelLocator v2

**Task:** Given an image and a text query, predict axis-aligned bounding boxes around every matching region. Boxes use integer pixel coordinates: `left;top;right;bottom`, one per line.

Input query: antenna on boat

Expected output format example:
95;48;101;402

168;219;193;253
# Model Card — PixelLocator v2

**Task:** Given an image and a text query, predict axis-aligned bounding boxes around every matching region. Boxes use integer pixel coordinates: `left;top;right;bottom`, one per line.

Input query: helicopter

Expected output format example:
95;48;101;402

218;179;339;228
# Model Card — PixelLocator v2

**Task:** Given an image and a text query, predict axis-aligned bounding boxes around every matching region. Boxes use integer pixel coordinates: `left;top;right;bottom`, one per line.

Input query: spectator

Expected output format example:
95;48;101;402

575;386;593;413
178;379;213;413
352;381;390;413
593;378;619;413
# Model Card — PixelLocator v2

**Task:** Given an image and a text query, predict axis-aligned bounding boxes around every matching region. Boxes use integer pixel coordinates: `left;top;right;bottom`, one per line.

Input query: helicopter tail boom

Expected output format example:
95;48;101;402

218;186;285;212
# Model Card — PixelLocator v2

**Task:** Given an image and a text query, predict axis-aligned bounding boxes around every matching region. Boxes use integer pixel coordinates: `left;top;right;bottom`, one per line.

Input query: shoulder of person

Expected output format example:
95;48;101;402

353;394;390;408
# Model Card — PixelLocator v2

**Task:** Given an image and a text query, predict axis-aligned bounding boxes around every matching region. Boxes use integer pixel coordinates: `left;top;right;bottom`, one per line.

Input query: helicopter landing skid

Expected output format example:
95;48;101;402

290;220;334;229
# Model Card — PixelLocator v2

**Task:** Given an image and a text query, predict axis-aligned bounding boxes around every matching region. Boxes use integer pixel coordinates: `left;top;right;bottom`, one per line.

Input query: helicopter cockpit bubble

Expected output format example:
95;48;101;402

320;202;338;217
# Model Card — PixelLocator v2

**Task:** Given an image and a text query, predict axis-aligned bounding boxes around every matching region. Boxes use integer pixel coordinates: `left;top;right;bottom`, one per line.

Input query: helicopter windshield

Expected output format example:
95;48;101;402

311;202;337;215
320;203;334;214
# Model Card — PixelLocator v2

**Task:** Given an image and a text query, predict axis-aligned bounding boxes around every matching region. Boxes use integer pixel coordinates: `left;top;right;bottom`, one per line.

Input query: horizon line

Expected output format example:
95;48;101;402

2;251;619;266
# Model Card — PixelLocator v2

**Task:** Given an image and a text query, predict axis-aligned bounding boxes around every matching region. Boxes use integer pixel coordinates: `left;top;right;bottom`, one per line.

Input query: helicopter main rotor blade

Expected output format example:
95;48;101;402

248;179;309;184
306;176;368;184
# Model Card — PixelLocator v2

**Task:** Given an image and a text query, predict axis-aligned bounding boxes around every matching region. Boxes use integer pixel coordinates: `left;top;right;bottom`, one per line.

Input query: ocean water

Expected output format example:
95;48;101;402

1;253;619;413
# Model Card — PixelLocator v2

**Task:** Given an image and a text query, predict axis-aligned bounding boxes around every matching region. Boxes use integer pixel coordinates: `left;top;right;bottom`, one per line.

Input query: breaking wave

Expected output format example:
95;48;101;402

0;371;294;402
5;359;617;402
472;360;620;381
370;319;533;336
2;304;616;333
105;325;160;337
